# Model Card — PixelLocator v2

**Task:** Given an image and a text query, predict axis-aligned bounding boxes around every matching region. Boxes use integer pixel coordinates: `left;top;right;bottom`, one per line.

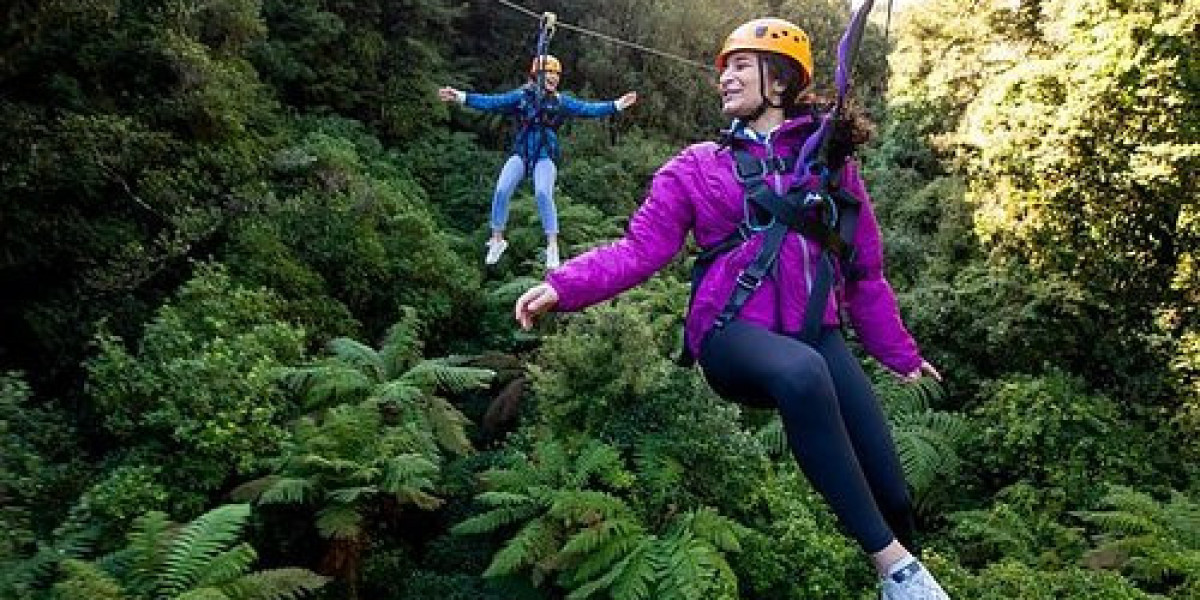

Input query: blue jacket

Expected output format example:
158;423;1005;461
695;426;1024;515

465;84;619;162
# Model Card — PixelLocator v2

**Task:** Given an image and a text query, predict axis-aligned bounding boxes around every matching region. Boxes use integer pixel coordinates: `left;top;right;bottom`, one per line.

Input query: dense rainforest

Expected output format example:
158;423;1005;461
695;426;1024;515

1;0;1196;598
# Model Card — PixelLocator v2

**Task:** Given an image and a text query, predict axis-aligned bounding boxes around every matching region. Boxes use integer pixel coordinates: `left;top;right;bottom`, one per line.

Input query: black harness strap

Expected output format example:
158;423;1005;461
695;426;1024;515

677;147;863;366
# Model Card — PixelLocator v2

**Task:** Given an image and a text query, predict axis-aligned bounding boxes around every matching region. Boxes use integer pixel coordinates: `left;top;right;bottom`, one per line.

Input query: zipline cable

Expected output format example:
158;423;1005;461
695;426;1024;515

494;0;713;72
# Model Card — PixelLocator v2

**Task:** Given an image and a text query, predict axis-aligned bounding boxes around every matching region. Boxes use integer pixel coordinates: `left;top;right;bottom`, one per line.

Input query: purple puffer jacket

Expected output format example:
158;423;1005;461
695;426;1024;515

545;115;923;375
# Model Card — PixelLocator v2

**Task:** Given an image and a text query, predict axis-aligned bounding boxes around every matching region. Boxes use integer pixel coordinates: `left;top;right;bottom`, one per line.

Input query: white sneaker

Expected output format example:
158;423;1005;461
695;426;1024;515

881;559;950;600
545;241;560;269
484;239;508;265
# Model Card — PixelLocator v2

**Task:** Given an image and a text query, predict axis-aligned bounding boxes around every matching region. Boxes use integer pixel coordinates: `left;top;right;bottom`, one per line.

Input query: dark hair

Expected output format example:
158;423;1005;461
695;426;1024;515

796;93;874;166
760;53;810;115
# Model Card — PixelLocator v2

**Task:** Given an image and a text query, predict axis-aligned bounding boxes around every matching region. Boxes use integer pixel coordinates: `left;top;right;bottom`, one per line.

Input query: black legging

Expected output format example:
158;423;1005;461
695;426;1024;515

699;320;918;555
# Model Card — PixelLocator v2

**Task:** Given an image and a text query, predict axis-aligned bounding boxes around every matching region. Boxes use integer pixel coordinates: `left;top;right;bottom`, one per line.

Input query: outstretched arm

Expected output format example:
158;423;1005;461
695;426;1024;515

515;147;698;328
437;86;525;114
559;91;639;118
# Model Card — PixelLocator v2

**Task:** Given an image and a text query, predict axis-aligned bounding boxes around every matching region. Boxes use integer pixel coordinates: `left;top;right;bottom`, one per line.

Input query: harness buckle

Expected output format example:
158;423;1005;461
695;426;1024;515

734;159;765;182
735;271;763;291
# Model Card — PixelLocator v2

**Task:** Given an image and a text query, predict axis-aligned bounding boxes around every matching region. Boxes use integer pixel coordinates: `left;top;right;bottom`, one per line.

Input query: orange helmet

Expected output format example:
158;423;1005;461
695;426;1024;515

530;54;562;75
716;18;813;86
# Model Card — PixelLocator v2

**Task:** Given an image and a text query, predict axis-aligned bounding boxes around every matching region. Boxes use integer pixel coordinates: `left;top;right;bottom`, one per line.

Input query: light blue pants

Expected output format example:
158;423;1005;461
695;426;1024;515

490;155;558;235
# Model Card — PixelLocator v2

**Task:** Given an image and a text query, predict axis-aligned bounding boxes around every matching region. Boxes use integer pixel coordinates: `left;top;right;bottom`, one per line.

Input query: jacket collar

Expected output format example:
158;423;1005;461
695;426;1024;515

728;114;816;150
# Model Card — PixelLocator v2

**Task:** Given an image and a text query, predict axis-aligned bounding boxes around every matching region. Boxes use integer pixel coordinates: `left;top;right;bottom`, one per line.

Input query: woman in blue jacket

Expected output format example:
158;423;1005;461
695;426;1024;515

439;55;637;268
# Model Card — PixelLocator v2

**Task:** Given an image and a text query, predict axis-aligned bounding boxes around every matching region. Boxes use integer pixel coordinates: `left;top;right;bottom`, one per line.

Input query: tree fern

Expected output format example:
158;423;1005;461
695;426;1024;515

159;504;254;596
400;357;494;395
875;377;969;514
325;337;385;382
599;542;656;600
1077;486;1200;589
253;477;315;505
219;568;329;600
192;544;258;589
424;396;473;456
315;505;364;541
377;307;424;378
51;505;326;600
484;519;564;577
52;559;126;600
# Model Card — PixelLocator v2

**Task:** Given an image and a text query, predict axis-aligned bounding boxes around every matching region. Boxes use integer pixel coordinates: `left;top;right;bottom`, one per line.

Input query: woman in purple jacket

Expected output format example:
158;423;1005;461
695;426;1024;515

514;18;951;600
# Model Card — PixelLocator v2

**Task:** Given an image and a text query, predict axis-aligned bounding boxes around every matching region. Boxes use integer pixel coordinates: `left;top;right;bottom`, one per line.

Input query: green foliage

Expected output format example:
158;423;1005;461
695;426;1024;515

929;554;1153;600
948;483;1089;569
0;373;90;560
1077;486;1200;596
51;504;327;600
453;440;747;599
1;0;279;378
236;317;491;591
874;377;970;515
233;116;483;344
278;309;491;455
969;370;1153;503
251;0;459;140
729;469;872;600
529;301;769;514
85;264;306;511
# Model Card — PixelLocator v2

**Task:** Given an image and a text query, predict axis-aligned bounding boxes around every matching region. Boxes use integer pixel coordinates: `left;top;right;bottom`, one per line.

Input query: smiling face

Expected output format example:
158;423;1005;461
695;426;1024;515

718;51;781;117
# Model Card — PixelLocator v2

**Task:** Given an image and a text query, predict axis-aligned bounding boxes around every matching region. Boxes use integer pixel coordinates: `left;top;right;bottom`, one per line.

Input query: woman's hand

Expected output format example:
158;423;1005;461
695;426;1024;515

515;283;559;330
616;91;638;110
437;86;464;103
901;360;942;383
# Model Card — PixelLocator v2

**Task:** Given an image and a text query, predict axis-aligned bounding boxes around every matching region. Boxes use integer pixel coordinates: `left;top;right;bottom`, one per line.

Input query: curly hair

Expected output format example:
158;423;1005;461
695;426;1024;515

760;52;874;166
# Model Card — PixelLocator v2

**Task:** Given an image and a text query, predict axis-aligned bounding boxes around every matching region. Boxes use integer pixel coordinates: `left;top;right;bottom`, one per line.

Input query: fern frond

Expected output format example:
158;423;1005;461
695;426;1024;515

568;443;626;490
280;365;372;409
379;310;423;377
375;379;423;405
424;396;474;456
607;541;656;600
401;359;494;394
548;490;631;524
315;505;363;540
381;453;438;492
124;511;173;594
681;508;744;553
326;486;380;504
175;588;231;600
158;504;252;597
230;476;280;503
475;491;536;507
561;518;649;585
489;277;542;302
192;543;258;588
52;558;126;600
326;337;384;381
257;478;315;505
220;567;329;600
483;518;562;577
452;502;544;536
481;465;540;493
305;367;374;409
752;417;788;457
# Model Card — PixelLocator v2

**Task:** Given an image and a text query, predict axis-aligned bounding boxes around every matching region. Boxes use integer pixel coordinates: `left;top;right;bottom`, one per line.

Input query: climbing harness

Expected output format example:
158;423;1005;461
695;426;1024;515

678;3;880;366
511;12;562;172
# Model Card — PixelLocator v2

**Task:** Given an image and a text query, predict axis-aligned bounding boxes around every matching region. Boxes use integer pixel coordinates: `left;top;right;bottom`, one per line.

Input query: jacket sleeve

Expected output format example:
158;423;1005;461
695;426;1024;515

463;88;525;114
558;93;619;118
840;160;924;375
546;150;697;311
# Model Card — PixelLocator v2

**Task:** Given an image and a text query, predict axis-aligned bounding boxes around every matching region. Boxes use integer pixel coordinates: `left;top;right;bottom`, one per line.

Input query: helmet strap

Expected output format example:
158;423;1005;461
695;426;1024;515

746;55;783;124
